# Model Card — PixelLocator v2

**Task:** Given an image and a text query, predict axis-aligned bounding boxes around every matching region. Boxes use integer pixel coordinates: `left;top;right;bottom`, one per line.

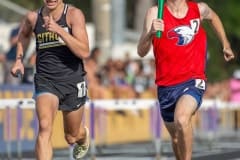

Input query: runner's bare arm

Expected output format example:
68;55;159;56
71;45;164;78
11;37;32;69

11;11;36;76
16;11;36;60
198;2;234;61
137;7;159;57
48;7;90;59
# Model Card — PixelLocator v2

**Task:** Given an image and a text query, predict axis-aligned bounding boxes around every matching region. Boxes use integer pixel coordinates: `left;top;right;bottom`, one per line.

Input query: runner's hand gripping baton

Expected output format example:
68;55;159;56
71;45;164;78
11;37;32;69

156;0;164;38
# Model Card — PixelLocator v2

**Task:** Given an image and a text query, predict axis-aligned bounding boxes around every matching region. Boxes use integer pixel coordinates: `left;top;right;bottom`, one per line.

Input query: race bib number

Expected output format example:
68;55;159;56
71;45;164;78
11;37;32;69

195;79;206;90
77;81;87;98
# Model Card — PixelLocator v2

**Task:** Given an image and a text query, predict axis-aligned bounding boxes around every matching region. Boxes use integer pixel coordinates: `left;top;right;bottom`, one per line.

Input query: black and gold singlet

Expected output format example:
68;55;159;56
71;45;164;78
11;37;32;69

33;4;86;80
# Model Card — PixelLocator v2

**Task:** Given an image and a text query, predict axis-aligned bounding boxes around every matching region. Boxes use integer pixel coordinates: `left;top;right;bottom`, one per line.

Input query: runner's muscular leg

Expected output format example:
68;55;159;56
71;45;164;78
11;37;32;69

165;122;182;160
174;95;198;160
62;106;86;145
35;93;59;160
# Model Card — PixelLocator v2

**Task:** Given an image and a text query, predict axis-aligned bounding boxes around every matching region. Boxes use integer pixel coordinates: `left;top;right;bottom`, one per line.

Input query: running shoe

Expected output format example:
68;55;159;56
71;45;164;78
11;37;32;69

73;127;90;159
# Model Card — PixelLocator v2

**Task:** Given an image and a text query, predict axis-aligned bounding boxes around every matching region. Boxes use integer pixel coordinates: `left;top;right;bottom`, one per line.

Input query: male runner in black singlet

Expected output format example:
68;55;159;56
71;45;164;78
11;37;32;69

11;0;90;159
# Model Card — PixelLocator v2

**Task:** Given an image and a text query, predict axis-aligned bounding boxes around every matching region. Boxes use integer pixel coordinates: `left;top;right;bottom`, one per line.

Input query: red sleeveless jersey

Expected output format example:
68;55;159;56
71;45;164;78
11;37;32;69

152;2;207;86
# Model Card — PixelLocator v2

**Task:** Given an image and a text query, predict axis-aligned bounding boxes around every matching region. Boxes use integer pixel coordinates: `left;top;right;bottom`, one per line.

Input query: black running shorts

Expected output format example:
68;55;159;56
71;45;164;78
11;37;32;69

34;74;88;111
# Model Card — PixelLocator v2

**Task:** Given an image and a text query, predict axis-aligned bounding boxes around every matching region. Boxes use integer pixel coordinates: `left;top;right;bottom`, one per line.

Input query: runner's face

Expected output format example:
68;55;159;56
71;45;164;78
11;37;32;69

43;0;63;10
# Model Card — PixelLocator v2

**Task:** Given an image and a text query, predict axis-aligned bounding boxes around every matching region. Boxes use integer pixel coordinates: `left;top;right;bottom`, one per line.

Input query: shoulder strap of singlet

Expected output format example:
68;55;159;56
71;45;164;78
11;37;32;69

38;7;44;16
63;4;68;15
33;7;43;32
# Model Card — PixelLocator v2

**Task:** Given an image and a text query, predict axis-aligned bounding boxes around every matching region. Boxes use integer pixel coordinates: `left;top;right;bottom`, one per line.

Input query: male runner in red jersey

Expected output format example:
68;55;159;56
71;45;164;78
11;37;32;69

137;0;235;160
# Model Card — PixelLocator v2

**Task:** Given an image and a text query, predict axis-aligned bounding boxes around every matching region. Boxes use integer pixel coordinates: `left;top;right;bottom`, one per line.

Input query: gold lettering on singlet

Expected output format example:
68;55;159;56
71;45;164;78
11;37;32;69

48;32;57;41
36;30;66;49
44;32;50;41
36;32;59;43
37;34;42;43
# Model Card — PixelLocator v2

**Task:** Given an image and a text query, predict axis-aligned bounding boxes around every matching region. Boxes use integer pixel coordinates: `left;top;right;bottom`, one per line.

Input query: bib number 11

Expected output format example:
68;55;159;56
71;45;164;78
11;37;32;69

77;81;87;98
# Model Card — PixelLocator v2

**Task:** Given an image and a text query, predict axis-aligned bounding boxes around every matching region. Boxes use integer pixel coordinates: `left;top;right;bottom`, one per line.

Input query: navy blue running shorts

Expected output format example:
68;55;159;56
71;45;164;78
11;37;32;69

157;79;206;122
34;74;88;111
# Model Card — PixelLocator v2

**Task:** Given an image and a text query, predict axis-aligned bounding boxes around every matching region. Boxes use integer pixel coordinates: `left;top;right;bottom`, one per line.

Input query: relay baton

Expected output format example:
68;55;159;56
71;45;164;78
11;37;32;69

156;0;164;38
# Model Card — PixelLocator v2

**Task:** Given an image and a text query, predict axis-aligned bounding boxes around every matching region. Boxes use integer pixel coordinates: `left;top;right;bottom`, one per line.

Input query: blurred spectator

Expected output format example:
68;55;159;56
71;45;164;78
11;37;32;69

113;59;136;99
125;58;139;85
132;60;149;98
85;47;115;99
90;47;101;63
3;24;21;85
84;47;101;85
220;79;231;101
229;70;240;102
229;70;240;131
88;73;115;99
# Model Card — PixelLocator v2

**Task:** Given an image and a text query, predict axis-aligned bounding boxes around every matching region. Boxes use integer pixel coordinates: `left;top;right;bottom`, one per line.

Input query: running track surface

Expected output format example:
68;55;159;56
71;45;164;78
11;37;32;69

3;138;240;160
